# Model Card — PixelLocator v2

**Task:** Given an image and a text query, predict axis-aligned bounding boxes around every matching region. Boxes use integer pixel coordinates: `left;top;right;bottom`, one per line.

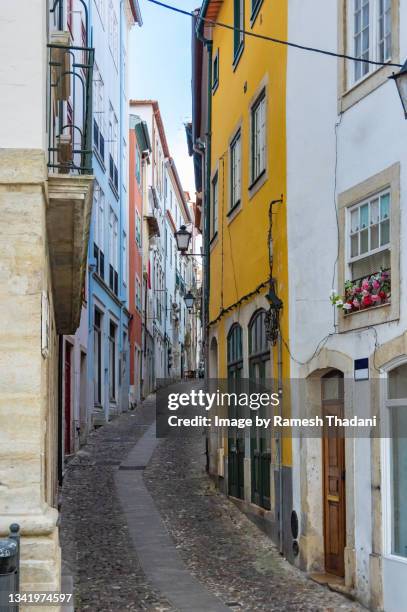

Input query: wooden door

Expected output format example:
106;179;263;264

64;343;72;455
322;373;346;577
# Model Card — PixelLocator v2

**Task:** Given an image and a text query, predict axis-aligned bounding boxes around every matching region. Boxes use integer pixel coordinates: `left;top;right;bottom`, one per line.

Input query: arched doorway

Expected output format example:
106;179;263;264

227;324;244;499
322;370;346;577
249;309;271;509
209;336;218;378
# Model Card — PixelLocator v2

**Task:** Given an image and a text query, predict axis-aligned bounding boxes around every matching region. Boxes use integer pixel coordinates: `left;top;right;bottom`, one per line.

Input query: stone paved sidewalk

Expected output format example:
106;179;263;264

61;395;366;611
60;398;175;612
144;434;366;612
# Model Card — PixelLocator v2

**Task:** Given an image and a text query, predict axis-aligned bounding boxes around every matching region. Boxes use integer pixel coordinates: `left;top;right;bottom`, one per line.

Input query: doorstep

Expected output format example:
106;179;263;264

309;573;355;600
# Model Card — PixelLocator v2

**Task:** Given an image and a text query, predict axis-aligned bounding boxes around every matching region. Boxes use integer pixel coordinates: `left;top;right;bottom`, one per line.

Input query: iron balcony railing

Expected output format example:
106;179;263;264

47;41;94;175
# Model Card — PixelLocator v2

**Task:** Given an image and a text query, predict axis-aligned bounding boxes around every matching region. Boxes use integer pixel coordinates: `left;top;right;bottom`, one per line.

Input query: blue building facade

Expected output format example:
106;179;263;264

87;0;141;423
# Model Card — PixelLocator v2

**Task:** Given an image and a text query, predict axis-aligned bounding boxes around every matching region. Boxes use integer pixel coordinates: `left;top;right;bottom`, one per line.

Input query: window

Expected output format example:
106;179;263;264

108;1;118;67
227;324;243;379
211;172;218;239
251;90;266;184
109;320;117;400
123;231;127;286
93;184;105;278
348;189;390;278
378;0;392;62
352;0;392;83
135;276;142;311
230;131;241;210
93;64;105;162
123;139;127;191
135;147;141;184
233;0;245;63
67;0;73;34
109;209;118;295
354;0;370;81
135;211;141;248
213;49;220;92
386;364;407;558
94;0;104;22
251;0;263;23
108;104;119;192
94;309;102;405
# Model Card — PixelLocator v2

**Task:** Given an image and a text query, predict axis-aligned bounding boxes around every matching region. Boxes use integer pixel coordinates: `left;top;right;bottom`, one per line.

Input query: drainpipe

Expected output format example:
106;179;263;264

277;330;284;555
196;12;212;377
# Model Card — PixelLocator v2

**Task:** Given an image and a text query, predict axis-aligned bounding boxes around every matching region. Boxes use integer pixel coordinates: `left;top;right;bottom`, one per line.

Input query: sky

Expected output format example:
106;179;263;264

129;0;199;197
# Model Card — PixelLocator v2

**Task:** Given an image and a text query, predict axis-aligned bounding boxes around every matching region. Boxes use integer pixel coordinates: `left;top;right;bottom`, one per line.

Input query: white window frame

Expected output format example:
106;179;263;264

94;0;105;23
108;1;118;68
109;208;118;271
211;172;219;239
230;130;241;210
349;0;393;85
94;184;105;251
347;188;390;264
381;358;407;564
122;231;127;286
251;90;266;184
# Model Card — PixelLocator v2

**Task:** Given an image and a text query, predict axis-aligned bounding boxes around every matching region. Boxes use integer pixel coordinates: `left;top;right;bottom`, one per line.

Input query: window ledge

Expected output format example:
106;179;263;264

338;300;399;333
250;0;264;27
249;168;267;199
210;232;218;251
109;179;120;200
94;148;106;173
233;42;245;72
340;63;396;113
227;201;242;224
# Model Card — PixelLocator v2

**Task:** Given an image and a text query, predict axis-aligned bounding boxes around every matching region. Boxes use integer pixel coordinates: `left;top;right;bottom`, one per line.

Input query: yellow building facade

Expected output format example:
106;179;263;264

199;0;293;558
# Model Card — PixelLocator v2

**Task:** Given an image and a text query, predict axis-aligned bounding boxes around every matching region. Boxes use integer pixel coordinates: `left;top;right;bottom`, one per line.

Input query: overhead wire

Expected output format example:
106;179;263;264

147;0;403;69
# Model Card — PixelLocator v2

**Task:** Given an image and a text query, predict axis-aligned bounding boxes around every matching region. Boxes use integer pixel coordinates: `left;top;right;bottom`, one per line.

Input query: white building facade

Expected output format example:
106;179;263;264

286;1;407;610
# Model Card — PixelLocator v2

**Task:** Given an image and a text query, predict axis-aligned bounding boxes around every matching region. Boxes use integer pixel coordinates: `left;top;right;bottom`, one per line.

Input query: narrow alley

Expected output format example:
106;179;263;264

60;395;365;612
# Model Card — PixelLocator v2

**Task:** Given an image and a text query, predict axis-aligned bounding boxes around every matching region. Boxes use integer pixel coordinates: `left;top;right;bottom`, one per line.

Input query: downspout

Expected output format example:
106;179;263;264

196;13;212;377
277;331;284;554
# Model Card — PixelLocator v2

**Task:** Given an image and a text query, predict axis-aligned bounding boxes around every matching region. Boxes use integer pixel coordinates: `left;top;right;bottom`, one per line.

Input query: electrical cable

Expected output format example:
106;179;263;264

147;0;403;69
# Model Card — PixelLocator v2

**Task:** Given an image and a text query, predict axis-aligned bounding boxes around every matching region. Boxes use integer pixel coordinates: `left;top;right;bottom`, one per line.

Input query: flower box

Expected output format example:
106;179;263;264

330;269;391;314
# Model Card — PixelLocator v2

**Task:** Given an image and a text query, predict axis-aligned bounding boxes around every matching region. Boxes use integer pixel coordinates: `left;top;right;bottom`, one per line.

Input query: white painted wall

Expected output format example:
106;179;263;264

0;0;47;149
287;0;407;607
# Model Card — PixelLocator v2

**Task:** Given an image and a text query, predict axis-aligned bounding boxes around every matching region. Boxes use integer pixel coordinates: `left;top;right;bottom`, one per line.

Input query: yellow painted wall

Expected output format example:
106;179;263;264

208;0;291;465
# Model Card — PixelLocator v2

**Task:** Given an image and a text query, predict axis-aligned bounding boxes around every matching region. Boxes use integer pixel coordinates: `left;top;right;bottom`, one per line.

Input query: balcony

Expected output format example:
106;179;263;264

46;32;95;334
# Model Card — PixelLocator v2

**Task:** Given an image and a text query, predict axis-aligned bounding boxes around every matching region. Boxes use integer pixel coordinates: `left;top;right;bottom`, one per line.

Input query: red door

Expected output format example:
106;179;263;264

64;343;72;455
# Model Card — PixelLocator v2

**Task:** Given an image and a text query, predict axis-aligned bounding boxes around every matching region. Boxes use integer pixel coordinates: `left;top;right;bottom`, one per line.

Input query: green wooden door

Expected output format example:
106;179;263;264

227;325;245;500
249;311;271;510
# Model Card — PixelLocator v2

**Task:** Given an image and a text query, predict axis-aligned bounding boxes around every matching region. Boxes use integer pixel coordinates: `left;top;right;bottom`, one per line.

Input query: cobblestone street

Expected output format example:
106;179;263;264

61;395;365;611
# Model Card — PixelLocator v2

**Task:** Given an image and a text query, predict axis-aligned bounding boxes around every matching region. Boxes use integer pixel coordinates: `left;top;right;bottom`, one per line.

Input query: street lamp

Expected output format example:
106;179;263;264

390;59;407;118
184;291;195;311
175;225;192;253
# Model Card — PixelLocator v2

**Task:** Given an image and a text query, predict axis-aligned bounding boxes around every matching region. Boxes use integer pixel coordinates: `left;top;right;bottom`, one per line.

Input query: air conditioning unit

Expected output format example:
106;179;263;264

217;448;224;477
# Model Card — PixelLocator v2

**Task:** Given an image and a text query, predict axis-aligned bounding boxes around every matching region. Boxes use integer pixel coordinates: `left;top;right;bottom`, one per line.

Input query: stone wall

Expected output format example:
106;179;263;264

0;149;61;597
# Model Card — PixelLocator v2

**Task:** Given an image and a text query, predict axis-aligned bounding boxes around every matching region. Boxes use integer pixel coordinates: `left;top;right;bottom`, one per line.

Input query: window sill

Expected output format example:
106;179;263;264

338;300;399;333
250;0;264;27
109;179;119;200
340;62;396;113
94;148;106;173
248;168;267;199
233;42;245;72
227;201;242;224
210;232;218;251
